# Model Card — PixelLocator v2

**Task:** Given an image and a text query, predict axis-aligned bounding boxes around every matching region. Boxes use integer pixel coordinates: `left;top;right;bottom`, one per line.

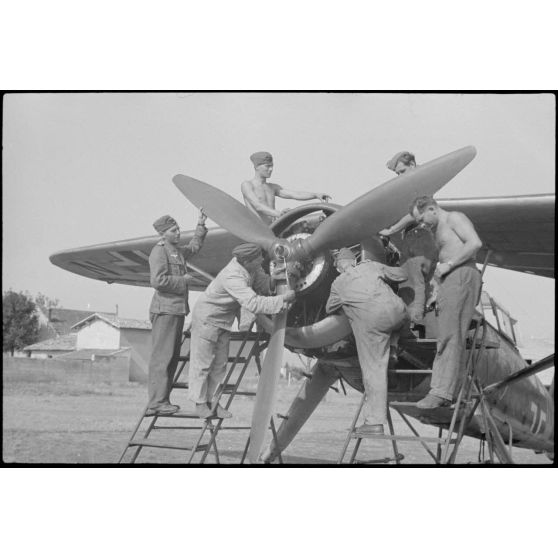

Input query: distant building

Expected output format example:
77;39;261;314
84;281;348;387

22;334;77;359
70;313;152;382
35;307;116;342
22;311;153;382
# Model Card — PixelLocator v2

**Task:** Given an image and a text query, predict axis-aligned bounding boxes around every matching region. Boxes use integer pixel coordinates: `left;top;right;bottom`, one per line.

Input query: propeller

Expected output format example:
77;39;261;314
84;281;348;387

294;145;477;257
246;282;289;462
173;175;277;252
173;145;477;461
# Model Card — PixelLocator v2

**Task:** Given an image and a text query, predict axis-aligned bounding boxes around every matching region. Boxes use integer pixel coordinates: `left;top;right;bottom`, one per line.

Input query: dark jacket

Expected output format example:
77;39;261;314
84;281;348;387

148;223;207;316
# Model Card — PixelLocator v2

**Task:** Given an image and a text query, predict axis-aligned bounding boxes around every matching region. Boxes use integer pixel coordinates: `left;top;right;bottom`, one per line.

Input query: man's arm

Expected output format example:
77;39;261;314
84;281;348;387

182;209;208;257
379;263;408;284
276;185;331;203
241;181;282;219
436;212;482;277
379;214;416;236
222;273;288;315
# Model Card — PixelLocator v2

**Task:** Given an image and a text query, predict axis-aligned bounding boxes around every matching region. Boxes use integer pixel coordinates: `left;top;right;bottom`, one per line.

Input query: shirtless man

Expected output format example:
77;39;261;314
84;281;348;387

409;196;483;409
241;151;331;225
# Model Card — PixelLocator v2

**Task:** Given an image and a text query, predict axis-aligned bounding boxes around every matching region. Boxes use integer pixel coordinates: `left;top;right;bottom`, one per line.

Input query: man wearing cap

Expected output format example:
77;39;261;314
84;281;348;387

146;209;208;416
188;243;296;419
241;151;331;225
379;151;419;237
326;249;409;435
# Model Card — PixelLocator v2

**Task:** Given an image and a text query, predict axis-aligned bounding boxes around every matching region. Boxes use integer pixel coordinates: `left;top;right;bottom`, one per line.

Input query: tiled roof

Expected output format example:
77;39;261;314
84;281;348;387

72;313;152;331
39;308;116;338
56;348;130;360
23;334;77;352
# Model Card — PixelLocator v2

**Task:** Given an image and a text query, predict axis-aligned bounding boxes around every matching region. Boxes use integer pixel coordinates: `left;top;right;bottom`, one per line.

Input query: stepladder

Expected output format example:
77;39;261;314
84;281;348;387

337;251;510;465
337;313;502;465
118;327;284;464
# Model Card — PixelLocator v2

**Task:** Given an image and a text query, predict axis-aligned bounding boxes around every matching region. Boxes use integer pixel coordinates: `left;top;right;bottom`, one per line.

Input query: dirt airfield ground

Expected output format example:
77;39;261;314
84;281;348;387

3;377;551;465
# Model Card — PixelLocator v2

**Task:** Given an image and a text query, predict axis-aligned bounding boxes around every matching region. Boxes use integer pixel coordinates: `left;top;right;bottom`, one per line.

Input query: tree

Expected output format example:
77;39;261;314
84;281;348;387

34;292;60;315
2;290;39;356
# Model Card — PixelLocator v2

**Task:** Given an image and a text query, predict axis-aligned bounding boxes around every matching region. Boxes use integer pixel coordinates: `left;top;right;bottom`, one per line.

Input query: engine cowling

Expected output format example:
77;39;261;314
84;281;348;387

256;204;355;359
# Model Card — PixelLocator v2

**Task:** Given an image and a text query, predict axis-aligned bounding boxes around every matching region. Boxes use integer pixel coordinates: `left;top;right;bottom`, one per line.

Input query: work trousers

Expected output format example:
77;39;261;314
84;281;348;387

351;310;406;425
429;266;482;400
188;321;231;404
148;313;185;409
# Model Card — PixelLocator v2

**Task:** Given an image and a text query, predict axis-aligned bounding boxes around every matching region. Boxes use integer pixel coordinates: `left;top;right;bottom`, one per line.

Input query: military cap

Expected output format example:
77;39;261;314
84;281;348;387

153;215;178;234
232;243;263;262
386;151;415;171
250;151;273;167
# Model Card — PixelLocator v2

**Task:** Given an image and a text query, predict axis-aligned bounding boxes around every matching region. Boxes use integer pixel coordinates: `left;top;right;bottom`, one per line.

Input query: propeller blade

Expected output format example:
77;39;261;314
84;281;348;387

247;283;288;463
173;175;277;251
302;146;477;255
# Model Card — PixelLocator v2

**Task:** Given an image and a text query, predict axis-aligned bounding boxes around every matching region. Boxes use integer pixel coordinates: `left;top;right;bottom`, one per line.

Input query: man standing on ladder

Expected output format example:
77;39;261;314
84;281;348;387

146;210;208;416
188;243;296;419
326;248;410;436
409;196;483;409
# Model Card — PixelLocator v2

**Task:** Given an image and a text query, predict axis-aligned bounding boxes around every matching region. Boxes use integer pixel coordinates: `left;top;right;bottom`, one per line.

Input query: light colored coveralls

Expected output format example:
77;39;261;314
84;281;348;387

326;261;409;425
429;261;482;400
147;223;207;410
188;257;287;404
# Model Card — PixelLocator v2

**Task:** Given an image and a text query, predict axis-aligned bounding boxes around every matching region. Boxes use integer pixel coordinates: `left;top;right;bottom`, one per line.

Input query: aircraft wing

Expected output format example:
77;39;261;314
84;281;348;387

49;227;241;290
437;194;554;278
50;194;554;287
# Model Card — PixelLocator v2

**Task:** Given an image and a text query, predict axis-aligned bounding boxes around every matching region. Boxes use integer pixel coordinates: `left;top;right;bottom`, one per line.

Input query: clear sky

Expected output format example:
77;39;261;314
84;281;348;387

2;92;555;346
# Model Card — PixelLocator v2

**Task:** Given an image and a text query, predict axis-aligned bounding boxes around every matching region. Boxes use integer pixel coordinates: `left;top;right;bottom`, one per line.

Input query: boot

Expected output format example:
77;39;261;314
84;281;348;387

195;403;214;419
416;393;451;409
146;403;179;416
214;404;232;419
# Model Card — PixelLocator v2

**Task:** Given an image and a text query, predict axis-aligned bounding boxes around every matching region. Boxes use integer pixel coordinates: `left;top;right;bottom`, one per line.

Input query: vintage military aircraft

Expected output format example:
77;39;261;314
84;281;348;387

50;146;555;464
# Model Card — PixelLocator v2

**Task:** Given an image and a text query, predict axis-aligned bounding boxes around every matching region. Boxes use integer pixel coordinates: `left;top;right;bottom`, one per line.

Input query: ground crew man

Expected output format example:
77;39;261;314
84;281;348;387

188;243;296;419
409;196;483;409
378;150;438;315
326;248;409;435
241;151;331;225
146;210;207;416
379;150;418;237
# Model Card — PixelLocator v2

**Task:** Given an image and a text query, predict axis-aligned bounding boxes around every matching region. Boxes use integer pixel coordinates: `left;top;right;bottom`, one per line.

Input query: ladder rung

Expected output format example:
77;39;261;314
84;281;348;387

128;438;209;451
148;411;211;419
171;382;254;395
401;338;437;346
392;369;432;374
153;425;250;431
354;455;404;464
351;433;457;443
178;356;249;363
